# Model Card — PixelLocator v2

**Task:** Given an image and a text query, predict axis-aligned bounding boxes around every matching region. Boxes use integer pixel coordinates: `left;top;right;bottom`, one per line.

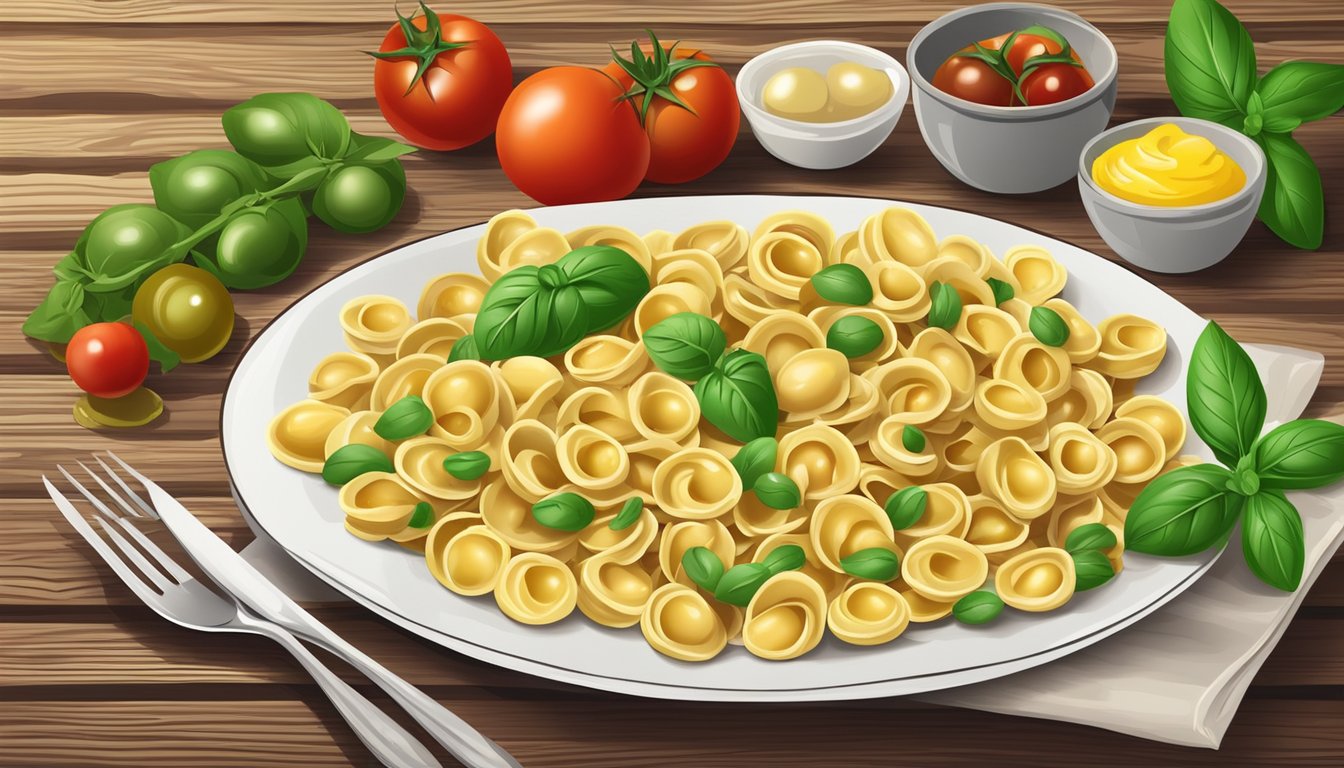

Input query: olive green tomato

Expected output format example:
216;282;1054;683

149;150;268;228
132;264;235;363
78;204;189;289
201;197;308;289
313;162;405;234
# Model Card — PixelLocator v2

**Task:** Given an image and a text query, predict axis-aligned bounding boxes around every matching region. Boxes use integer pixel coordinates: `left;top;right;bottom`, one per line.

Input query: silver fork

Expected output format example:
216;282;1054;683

44;464;443;768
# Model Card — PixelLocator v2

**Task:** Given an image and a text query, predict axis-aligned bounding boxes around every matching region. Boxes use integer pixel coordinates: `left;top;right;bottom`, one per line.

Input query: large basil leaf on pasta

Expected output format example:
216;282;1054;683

643;312;726;380
557;244;650;332
1187;321;1266;467
1125;464;1244;556
1252;419;1344;490
694;349;778;443
474;266;554;359
1240;489;1305;591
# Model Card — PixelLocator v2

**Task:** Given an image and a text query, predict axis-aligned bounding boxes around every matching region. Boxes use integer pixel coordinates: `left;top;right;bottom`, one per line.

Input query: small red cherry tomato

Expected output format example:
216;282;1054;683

66;322;149;399
1019;62;1095;106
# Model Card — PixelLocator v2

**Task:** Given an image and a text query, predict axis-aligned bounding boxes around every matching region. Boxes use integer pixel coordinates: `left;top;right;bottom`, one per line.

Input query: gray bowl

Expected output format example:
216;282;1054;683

907;3;1118;193
1078;116;1267;274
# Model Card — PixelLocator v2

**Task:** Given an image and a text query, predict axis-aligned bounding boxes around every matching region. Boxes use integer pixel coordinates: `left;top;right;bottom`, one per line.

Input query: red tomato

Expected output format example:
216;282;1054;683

371;4;512;151
66;322;149;399
1019;62;1095;106
495;67;651;205
931;52;1014;107
602;43;740;184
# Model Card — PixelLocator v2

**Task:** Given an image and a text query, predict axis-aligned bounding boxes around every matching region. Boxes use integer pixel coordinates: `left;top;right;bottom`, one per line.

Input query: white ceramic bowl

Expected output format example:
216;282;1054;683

1078;116;1267;274
736;40;910;170
907;3;1118;193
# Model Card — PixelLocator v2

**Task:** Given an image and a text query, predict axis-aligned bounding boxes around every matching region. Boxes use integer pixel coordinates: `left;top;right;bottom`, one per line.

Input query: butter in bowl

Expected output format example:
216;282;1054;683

736;40;910;170
1078;116;1267;274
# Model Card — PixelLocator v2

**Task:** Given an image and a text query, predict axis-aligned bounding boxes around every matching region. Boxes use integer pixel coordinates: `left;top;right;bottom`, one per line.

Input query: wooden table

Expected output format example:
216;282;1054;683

3;1;1343;765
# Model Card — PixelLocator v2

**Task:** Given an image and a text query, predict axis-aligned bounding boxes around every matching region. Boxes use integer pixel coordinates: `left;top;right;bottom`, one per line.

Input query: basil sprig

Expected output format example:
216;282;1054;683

902;425;926;453
442;450;491;481
840;548;900;581
1028;306;1070;347
1072;550;1117;592
609;497;644;531
1165;0;1344;249
1125;320;1344;591
730;437;778;488
714;563;774;606
474;245;650;360
810;264;874;305
986;277;1014;305
682;546;725;592
1064;523;1118;555
644;313;779;442
374;395;433;441
762;544;806;574
753;472;801;510
407;501;434;529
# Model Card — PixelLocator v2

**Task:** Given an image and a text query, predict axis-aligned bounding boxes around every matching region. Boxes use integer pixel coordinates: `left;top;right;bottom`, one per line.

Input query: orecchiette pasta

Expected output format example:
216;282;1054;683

270;205;1187;662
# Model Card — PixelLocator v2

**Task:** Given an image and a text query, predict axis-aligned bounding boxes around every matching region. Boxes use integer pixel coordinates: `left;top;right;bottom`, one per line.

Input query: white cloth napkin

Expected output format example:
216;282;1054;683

240;343;1331;749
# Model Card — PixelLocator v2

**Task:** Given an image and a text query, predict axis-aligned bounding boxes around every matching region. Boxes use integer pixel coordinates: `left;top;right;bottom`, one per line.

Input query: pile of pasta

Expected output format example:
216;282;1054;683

268;206;1191;662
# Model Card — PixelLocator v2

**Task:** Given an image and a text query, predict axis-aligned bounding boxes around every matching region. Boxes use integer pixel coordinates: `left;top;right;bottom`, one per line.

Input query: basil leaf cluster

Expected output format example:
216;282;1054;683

1165;0;1344;249
1125;320;1344;591
474;245;651;360
24;93;416;361
643;313;780;443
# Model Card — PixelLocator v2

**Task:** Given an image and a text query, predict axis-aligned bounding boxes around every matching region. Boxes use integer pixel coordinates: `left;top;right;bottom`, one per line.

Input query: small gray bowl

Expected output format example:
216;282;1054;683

907;3;1118;193
1078;116;1267;274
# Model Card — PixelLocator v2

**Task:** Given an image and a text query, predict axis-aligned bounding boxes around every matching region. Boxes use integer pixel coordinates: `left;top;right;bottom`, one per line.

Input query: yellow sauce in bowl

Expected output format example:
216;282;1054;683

1091;123;1245;207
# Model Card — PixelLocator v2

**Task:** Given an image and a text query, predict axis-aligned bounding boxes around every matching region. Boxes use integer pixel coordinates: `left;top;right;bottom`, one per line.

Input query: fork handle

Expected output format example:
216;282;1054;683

268;611;521;768
234;609;443;768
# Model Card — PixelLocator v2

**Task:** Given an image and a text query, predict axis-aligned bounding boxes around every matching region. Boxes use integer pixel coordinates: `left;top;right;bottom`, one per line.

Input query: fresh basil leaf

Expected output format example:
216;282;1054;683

531;492;596;532
442;450;491;481
609;497;644;531
902;425;926;453
926;280;961;330
448;334;480;361
826;316;884;358
374;395;433;440
1227;458;1262;496
762;544;806;575
986;277;1014;305
1065;522;1118;554
730;437;778;489
74;205;192;293
713;562;773;606
810;263;873;305
753;472;801;510
1256;61;1344;132
643;312;726;380
556;245;650;332
1029;305;1070;347
22;280;91;343
407;501;435;529
1071;549;1116;591
840;547;900;581
341;133;419;163
694;349;778;443
148;150;270;229
322;444;394;486
1125;464;1244;556
953;591;1005;625
132;321;181;373
885;486;927;530
1241;489;1305;591
1255;132;1325;250
1187;321;1266;467
1252;419;1344;490
681;546;725;592
474;266;554;359
1164;0;1257;128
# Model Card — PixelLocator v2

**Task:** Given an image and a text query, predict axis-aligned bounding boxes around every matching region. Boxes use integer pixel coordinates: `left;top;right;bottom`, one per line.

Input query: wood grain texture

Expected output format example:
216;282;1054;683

3;1;1344;766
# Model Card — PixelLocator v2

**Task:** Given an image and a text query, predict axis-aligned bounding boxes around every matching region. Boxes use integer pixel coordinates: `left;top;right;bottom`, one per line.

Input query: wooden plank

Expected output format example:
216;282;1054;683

4;26;1343;107
3;612;1340;688
1;698;1343;767
3;0;1341;25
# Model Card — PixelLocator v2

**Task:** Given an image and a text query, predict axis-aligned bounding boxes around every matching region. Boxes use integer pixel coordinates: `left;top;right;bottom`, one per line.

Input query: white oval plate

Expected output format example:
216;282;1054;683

223;195;1220;702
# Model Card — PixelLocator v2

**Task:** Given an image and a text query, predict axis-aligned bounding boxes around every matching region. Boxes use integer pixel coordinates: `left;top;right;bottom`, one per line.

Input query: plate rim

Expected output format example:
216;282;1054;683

221;192;1223;701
